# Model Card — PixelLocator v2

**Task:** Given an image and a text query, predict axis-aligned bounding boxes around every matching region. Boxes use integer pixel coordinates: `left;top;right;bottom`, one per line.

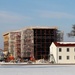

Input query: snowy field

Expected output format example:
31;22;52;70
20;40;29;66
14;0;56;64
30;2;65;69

0;65;75;75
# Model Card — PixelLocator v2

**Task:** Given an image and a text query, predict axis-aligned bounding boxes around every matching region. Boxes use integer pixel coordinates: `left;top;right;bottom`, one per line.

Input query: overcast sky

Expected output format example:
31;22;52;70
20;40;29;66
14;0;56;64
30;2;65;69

0;0;75;49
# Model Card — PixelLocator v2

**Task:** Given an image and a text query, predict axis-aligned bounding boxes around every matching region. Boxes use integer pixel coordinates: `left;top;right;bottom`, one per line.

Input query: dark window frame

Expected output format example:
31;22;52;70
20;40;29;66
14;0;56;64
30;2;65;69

74;48;75;52
59;56;62;60
59;48;62;52
74;56;75;59
67;56;69;60
67;48;69;52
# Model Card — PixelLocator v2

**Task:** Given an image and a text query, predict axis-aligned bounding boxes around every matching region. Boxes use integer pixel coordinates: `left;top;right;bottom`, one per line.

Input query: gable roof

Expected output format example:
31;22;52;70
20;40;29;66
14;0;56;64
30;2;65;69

54;42;75;47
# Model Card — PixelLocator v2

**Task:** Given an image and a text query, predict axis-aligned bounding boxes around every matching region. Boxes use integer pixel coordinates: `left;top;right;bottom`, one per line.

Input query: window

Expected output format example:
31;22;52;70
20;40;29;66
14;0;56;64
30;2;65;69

67;56;69;60
74;56;75;59
67;48;69;52
59;56;62;60
74;48;75;52
59;48;62;52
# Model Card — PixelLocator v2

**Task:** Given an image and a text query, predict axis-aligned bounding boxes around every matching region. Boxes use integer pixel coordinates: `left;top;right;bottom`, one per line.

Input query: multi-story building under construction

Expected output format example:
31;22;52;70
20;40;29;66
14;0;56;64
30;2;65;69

3;31;21;59
3;26;63;60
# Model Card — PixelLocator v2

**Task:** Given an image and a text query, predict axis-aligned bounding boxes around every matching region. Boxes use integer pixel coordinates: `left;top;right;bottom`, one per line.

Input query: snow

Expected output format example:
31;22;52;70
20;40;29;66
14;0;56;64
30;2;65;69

0;65;75;75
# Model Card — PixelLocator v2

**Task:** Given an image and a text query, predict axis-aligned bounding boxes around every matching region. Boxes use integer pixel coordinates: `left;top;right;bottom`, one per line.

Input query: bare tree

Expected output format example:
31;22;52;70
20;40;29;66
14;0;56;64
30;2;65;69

57;30;64;41
68;25;75;37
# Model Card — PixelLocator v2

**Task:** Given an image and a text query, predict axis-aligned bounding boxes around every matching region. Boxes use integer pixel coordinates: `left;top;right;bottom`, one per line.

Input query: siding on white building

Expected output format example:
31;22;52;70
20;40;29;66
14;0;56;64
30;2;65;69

57;47;75;63
50;42;57;63
50;42;75;64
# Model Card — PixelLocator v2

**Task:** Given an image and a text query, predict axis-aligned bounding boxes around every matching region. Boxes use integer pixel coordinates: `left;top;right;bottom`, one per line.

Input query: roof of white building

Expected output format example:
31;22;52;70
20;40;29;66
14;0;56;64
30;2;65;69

53;42;75;47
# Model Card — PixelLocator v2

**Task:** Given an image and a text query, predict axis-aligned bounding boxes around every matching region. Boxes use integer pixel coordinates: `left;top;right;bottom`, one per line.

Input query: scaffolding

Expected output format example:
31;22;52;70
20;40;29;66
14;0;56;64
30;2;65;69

34;29;58;60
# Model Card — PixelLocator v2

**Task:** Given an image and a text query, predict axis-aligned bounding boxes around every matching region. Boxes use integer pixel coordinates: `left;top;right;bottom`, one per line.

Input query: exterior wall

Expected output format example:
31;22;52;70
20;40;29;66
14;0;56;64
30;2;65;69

9;32;16;57
9;32;21;58
3;32;21;59
50;42;57;63
57;47;75;64
21;31;23;58
14;32;21;58
9;32;14;54
21;29;34;58
3;33;9;52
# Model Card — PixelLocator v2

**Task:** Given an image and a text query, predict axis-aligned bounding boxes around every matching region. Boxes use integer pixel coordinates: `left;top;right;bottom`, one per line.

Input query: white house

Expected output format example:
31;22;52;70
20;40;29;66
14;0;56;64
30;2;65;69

50;42;75;64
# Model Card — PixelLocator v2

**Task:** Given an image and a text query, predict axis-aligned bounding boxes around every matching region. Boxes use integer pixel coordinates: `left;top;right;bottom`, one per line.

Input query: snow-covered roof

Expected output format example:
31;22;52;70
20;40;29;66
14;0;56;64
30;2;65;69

54;42;75;47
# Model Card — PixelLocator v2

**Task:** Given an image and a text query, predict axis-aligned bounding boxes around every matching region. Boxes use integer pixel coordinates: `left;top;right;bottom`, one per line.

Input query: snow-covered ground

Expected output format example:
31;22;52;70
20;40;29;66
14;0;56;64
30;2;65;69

0;65;75;75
